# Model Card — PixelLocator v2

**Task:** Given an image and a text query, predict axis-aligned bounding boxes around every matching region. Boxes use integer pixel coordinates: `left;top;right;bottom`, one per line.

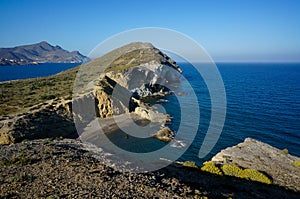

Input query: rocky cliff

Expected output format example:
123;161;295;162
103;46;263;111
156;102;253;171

0;41;88;65
73;42;182;143
0;42;182;144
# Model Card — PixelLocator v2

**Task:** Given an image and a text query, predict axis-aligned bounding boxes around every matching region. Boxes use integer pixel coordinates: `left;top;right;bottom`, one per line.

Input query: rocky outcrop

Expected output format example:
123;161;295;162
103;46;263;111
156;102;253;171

0;99;75;144
0;41;88;65
72;42;181;142
151;127;174;142
210;138;300;191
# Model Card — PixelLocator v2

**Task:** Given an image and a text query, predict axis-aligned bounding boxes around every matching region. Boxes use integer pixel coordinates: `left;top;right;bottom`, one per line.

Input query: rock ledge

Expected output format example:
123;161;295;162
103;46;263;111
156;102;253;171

211;138;300;191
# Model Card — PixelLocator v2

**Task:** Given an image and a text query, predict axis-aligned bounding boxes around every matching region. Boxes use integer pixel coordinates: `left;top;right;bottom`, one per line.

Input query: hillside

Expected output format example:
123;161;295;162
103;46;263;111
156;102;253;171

0;41;88;65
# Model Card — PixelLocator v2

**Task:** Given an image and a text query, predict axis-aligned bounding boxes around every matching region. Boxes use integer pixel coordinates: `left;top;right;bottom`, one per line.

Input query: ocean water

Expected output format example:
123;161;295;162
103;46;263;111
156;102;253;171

165;63;300;164
0;63;79;82
0;62;299;165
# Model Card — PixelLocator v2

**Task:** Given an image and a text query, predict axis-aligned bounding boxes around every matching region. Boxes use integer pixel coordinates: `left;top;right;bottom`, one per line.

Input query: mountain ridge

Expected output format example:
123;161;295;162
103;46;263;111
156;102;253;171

0;41;88;65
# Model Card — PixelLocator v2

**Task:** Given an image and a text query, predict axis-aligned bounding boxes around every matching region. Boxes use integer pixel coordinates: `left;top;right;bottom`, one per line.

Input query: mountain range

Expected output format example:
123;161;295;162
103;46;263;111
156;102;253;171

0;41;88;65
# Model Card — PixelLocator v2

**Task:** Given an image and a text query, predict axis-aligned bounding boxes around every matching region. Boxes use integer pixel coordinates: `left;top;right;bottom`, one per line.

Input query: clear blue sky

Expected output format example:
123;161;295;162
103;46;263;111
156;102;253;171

0;0;299;62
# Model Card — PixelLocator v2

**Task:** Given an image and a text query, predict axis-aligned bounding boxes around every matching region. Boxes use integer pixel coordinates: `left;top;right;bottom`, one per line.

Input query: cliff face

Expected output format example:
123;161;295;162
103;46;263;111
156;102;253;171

0;41;88;65
94;43;181;117
0;42;182;144
73;42;182;142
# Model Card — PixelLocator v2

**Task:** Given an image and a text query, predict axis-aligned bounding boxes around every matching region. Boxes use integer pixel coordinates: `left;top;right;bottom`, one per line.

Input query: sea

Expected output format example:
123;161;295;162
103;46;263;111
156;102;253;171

0;63;79;82
0;62;299;165
168;62;300;165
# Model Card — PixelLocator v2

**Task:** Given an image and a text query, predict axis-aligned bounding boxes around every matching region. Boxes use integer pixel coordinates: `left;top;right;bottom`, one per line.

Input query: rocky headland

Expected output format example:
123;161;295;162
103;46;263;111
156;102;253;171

0;42;180;145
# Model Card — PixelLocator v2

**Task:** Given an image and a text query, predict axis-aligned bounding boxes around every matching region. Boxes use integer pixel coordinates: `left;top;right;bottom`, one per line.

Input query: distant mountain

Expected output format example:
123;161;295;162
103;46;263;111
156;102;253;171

0;41;89;65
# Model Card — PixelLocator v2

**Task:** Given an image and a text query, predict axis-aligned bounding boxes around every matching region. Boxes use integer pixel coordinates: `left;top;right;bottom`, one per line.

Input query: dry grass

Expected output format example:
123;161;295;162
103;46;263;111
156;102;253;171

105;48;162;72
0;66;78;116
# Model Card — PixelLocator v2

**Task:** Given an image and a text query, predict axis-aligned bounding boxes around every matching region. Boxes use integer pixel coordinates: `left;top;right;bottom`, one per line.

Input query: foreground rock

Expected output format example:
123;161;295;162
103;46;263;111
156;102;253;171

211;138;300;192
0;138;299;198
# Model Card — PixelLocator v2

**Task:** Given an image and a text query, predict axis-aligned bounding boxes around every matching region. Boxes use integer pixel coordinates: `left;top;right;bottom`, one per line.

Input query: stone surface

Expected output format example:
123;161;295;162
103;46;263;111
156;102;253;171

211;138;300;191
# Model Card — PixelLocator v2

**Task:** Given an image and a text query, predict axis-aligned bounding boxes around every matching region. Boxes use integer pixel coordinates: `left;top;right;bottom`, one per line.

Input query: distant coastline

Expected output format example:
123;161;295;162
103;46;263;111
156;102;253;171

0;59;84;66
0;41;88;66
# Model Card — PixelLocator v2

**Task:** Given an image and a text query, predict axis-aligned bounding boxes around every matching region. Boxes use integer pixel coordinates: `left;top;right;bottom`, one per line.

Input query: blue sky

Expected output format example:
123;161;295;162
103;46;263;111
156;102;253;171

0;0;299;62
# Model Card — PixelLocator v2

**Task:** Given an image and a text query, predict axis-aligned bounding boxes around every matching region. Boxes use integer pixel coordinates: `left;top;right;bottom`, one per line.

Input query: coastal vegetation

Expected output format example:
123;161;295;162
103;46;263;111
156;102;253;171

182;161;272;185
282;148;289;155
292;161;300;167
0;66;78;116
200;161;222;175
182;161;199;169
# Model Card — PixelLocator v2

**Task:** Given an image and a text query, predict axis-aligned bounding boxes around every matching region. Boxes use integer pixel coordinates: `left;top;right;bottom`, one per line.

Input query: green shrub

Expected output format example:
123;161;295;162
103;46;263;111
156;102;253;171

221;164;246;178
220;164;272;184
282;148;289;155
243;168;271;184
182;161;199;169
201;162;222;175
292;161;300;167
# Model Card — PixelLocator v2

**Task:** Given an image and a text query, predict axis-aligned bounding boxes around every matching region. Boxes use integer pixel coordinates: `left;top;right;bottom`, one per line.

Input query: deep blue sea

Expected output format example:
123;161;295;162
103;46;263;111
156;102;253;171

166;63;300;164
0;63;79;82
0;62;299;165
